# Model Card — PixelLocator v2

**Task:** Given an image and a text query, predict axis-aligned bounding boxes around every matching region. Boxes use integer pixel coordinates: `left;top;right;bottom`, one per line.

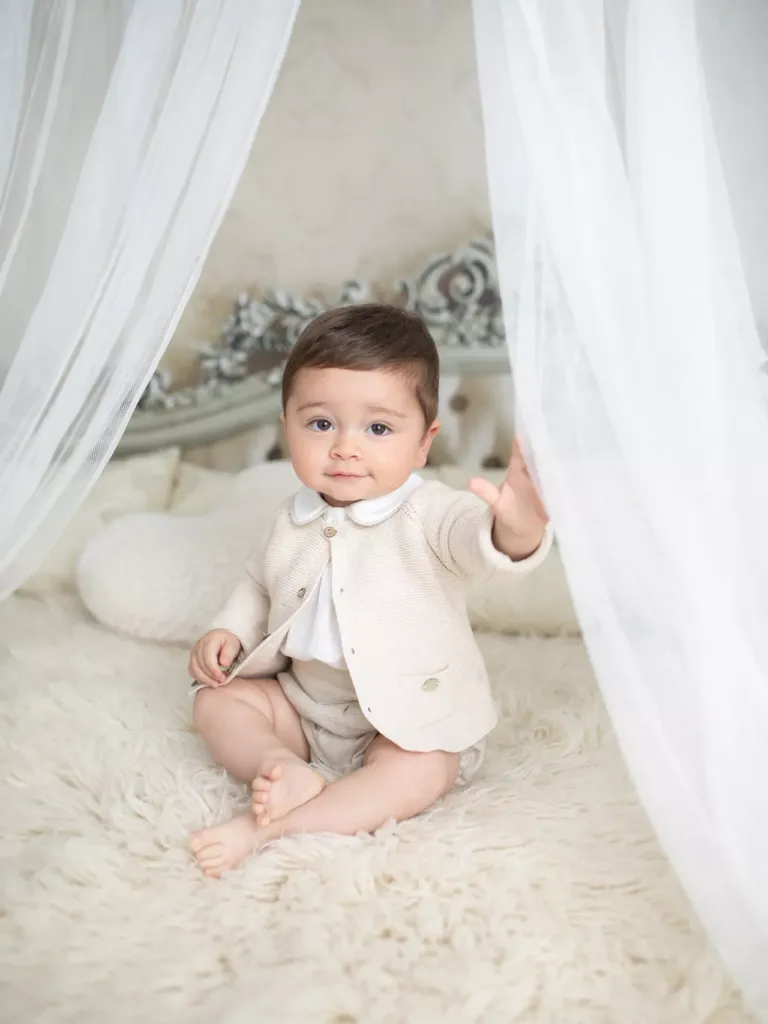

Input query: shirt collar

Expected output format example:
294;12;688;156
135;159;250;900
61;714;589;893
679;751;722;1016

291;473;424;527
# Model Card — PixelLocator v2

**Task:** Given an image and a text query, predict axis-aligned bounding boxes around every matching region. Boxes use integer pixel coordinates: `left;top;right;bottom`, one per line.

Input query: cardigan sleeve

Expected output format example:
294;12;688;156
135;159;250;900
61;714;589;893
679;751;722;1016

426;490;554;581
206;533;271;652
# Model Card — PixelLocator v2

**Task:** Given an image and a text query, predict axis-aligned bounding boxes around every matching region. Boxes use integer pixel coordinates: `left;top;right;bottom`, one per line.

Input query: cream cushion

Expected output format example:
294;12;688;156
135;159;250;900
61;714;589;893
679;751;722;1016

19;449;180;595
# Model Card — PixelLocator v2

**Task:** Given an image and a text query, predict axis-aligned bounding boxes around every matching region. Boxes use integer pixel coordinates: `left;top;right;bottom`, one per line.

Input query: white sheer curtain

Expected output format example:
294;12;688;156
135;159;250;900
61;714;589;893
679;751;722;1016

474;0;768;1016
0;0;299;599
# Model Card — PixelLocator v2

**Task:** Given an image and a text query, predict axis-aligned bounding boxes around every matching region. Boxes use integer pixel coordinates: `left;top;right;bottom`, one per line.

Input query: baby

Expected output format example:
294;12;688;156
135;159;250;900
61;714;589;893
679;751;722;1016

188;304;552;876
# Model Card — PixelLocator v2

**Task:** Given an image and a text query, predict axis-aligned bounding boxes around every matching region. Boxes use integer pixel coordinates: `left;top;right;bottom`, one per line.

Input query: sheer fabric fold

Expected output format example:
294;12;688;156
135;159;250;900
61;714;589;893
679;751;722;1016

474;0;768;1014
0;0;300;597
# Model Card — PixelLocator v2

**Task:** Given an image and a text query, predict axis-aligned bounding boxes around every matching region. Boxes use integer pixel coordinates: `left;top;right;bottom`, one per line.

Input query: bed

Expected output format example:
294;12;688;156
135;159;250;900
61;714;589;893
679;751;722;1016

0;239;748;1022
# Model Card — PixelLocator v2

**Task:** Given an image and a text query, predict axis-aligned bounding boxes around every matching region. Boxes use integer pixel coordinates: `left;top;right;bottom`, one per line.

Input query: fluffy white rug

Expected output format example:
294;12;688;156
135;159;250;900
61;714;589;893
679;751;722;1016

0;594;748;1023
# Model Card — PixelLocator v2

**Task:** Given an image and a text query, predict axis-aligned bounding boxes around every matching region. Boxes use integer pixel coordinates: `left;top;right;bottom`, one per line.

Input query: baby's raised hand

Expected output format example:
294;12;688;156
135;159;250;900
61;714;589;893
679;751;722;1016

189;629;242;687
468;439;549;560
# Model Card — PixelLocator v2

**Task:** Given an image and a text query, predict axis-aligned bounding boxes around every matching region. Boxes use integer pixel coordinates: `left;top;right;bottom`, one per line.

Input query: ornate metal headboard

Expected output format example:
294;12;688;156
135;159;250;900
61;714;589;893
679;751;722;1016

117;235;511;456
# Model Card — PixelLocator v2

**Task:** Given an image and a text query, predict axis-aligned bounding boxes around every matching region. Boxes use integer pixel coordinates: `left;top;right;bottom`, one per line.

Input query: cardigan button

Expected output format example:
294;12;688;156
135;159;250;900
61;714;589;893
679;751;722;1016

422;678;439;692
323;526;337;539
297;587;307;598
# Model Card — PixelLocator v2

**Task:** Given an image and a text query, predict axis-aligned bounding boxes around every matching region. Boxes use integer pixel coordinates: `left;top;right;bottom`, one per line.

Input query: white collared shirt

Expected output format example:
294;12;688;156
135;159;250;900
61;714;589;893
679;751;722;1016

282;474;424;669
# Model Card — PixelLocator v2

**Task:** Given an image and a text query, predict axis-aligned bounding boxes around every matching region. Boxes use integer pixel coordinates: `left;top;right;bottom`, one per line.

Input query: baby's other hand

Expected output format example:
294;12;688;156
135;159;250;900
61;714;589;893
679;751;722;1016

188;630;242;687
469;438;549;560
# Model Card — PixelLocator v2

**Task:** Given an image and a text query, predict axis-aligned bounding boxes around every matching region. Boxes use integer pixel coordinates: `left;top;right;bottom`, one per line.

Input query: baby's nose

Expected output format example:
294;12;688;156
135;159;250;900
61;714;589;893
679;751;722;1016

331;432;359;458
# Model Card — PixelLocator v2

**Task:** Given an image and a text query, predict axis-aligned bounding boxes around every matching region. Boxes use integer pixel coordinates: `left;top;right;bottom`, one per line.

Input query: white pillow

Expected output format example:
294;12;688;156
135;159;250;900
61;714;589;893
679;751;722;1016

19;448;180;596
77;462;300;643
77;459;578;643
169;459;300;516
169;463;230;515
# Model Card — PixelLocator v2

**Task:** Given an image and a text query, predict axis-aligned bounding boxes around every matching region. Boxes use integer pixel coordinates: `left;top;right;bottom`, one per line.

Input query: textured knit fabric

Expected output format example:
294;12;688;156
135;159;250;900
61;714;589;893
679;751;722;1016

279;659;484;784
209;479;554;752
282;474;424;668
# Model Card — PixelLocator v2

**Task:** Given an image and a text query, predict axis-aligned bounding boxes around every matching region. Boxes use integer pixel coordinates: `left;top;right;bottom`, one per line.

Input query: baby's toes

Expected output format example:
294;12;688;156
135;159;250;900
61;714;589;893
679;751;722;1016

199;850;226;870
195;845;226;872
252;795;269;819
189;831;214;854
251;799;271;824
261;761;283;782
197;844;228;876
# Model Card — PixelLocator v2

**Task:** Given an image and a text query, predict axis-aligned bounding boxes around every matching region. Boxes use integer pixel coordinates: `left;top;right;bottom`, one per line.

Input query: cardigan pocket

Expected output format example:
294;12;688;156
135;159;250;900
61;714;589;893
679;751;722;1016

400;666;454;725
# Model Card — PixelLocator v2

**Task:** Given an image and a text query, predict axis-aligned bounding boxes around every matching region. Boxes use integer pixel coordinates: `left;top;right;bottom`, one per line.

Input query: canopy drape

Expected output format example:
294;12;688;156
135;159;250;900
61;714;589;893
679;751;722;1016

0;0;300;598
474;0;768;1015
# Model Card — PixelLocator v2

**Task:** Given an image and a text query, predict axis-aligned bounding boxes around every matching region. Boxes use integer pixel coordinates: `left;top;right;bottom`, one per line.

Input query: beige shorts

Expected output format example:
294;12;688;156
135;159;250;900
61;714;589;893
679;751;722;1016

278;659;484;785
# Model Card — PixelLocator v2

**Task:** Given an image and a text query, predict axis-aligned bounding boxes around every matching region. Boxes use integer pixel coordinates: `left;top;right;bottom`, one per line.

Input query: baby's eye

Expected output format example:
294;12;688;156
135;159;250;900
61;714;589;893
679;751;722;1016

367;422;392;437
309;418;334;432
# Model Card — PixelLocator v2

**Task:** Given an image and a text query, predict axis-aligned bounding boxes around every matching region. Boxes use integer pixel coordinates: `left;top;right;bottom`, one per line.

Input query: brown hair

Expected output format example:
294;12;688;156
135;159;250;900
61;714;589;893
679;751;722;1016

281;304;439;425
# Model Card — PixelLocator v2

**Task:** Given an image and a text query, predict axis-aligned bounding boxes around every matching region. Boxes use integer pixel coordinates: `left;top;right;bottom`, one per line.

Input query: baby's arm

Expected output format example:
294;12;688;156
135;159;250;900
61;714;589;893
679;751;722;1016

425;442;552;579
431;494;553;580
206;564;269;653
468;440;549;562
188;538;270;686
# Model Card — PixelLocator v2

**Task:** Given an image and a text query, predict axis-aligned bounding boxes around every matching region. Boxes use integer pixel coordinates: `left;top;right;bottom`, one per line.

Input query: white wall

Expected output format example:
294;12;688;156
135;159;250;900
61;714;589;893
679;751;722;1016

166;0;768;380
166;0;490;379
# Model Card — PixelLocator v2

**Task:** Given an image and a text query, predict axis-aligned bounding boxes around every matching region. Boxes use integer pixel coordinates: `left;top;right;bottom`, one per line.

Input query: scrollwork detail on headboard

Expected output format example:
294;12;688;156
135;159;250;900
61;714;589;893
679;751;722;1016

398;235;504;350
138;234;503;413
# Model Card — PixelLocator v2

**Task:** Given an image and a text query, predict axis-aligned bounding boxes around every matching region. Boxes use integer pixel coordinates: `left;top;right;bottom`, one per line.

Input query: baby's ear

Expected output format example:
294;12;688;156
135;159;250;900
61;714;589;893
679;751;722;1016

416;419;440;465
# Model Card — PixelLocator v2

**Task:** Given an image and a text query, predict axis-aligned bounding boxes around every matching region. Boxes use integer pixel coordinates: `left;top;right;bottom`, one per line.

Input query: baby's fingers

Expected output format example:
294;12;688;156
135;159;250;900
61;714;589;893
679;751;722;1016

218;635;240;669
203;647;227;684
190;660;215;688
197;649;225;686
188;649;212;684
468;476;500;509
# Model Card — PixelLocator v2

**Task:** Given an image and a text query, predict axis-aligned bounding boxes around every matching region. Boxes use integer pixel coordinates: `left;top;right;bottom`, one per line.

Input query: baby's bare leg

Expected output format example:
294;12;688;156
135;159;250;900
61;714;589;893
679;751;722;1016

193;736;459;877
190;679;324;873
193;678;307;782
268;735;460;836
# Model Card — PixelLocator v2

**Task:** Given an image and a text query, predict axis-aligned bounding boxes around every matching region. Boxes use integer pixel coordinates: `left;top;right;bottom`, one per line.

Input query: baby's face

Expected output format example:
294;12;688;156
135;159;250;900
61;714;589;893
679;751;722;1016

283;367;439;505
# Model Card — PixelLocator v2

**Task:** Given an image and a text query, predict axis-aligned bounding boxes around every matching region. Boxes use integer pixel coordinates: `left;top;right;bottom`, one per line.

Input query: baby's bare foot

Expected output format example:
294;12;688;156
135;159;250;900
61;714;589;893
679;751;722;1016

189;813;268;877
251;758;325;826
